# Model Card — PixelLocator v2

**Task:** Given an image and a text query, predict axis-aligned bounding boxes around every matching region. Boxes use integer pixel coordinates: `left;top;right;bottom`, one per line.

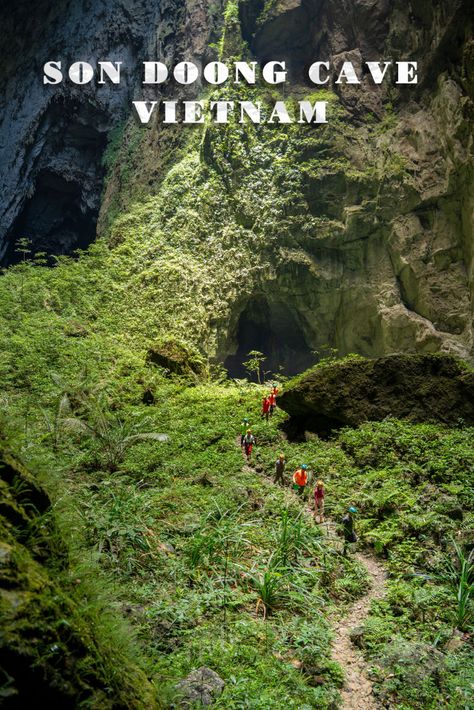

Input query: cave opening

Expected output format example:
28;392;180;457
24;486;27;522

3;170;99;264
2;101;109;266
224;296;315;379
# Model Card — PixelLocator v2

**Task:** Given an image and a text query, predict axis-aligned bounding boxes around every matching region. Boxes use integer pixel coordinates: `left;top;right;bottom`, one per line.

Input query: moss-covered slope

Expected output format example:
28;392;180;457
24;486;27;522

0;445;155;709
96;0;474;365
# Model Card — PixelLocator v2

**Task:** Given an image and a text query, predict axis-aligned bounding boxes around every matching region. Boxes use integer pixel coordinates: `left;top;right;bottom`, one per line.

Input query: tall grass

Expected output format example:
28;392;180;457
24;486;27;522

429;539;474;630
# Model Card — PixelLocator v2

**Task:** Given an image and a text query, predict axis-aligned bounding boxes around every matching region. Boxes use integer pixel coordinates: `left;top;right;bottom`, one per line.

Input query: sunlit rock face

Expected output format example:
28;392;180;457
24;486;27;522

0;0;472;364
216;0;473;368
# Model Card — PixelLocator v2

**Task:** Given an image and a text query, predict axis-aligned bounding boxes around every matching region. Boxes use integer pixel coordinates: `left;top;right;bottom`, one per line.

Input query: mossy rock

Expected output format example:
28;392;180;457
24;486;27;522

0;448;156;709
147;337;207;377
278;353;474;434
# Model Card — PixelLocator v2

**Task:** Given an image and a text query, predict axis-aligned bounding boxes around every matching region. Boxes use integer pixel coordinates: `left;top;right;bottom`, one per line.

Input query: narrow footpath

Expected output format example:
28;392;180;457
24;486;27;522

239;439;387;709
331;548;387;709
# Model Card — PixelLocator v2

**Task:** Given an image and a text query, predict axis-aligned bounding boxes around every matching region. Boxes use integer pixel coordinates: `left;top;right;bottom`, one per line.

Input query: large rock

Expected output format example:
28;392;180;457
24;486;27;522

278;354;474;433
175;667;225;706
147;337;207;377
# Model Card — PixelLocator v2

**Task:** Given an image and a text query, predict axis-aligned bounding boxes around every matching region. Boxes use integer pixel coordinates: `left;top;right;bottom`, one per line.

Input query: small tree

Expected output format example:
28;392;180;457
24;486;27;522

15;237;32;308
242;350;266;384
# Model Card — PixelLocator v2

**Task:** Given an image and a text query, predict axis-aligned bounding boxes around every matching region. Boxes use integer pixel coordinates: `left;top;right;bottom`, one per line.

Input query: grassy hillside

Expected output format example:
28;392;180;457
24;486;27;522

1;316;473;707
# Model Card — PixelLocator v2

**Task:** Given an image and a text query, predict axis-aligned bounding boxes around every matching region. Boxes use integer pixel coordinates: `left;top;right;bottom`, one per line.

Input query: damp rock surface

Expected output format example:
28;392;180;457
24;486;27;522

0;446;155;708
175;667;225;706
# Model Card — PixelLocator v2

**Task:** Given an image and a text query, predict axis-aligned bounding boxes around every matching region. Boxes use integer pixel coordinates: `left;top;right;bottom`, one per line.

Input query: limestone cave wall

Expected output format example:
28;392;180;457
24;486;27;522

0;0;472;367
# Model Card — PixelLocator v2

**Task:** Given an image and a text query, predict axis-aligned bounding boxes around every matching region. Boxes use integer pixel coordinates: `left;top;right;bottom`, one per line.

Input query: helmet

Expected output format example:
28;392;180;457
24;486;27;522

243;417;248;422
317;479;324;486
348;506;358;514
279;453;285;459
247;429;251;434
301;464;308;470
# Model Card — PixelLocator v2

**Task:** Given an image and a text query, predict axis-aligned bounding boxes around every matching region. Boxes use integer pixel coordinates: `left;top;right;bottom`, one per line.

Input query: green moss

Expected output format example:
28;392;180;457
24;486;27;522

0;449;156;708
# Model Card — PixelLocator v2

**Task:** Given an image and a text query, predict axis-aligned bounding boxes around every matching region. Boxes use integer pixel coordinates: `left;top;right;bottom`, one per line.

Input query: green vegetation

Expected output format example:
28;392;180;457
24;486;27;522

1;370;370;707
0;4;472;708
256;418;474;708
0;285;472;706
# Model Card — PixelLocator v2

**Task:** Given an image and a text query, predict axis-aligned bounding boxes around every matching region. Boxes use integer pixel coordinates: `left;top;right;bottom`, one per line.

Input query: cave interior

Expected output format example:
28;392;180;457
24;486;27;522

224;296;316;379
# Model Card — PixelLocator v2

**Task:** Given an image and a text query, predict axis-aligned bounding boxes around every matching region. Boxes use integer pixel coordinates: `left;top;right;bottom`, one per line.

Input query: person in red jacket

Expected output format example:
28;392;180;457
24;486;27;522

243;430;256;458
268;390;276;416
261;396;270;422
314;479;325;523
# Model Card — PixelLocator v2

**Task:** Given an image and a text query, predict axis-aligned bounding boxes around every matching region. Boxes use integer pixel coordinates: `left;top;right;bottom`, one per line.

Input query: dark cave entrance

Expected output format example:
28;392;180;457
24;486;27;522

4;170;99;264
224;297;315;379
2;101;109;266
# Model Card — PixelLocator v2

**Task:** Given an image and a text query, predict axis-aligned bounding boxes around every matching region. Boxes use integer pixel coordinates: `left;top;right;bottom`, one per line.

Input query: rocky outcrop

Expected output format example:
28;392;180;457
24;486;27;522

147;337;207;376
175;667;225;706
0;446;154;708
278;354;474;433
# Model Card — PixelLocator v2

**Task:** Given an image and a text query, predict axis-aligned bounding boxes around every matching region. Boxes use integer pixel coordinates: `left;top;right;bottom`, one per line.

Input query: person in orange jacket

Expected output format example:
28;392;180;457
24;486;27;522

292;464;308;495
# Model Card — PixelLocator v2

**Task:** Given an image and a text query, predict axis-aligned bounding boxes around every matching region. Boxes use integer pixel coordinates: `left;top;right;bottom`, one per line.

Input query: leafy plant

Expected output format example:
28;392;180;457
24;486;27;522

242;350;267;384
428;539;474;630
250;564;287;619
57;392;168;471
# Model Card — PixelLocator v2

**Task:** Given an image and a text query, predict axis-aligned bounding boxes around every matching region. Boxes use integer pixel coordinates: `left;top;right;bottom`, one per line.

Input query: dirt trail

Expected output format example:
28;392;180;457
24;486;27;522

331;549;387;708
312;519;387;708
239;441;387;708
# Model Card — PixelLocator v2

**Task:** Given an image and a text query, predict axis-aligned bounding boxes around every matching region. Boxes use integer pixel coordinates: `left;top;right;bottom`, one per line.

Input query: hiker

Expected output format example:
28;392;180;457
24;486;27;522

261;396;270;422
342;506;358;555
274;453;286;485
243;429;256;459
314;479;325;522
268;390;277;416
292;464;308;496
240;417;249;446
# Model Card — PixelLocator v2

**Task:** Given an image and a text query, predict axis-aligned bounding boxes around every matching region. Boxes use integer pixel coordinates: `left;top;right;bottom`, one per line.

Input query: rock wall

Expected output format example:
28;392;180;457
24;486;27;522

0;0;473;365
0;0;224;262
216;0;474;364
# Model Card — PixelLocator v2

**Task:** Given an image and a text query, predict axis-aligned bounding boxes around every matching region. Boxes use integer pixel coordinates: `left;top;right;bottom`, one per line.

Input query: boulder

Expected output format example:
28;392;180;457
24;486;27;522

278;354;474;434
175;667;225;706
147;337;207;377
